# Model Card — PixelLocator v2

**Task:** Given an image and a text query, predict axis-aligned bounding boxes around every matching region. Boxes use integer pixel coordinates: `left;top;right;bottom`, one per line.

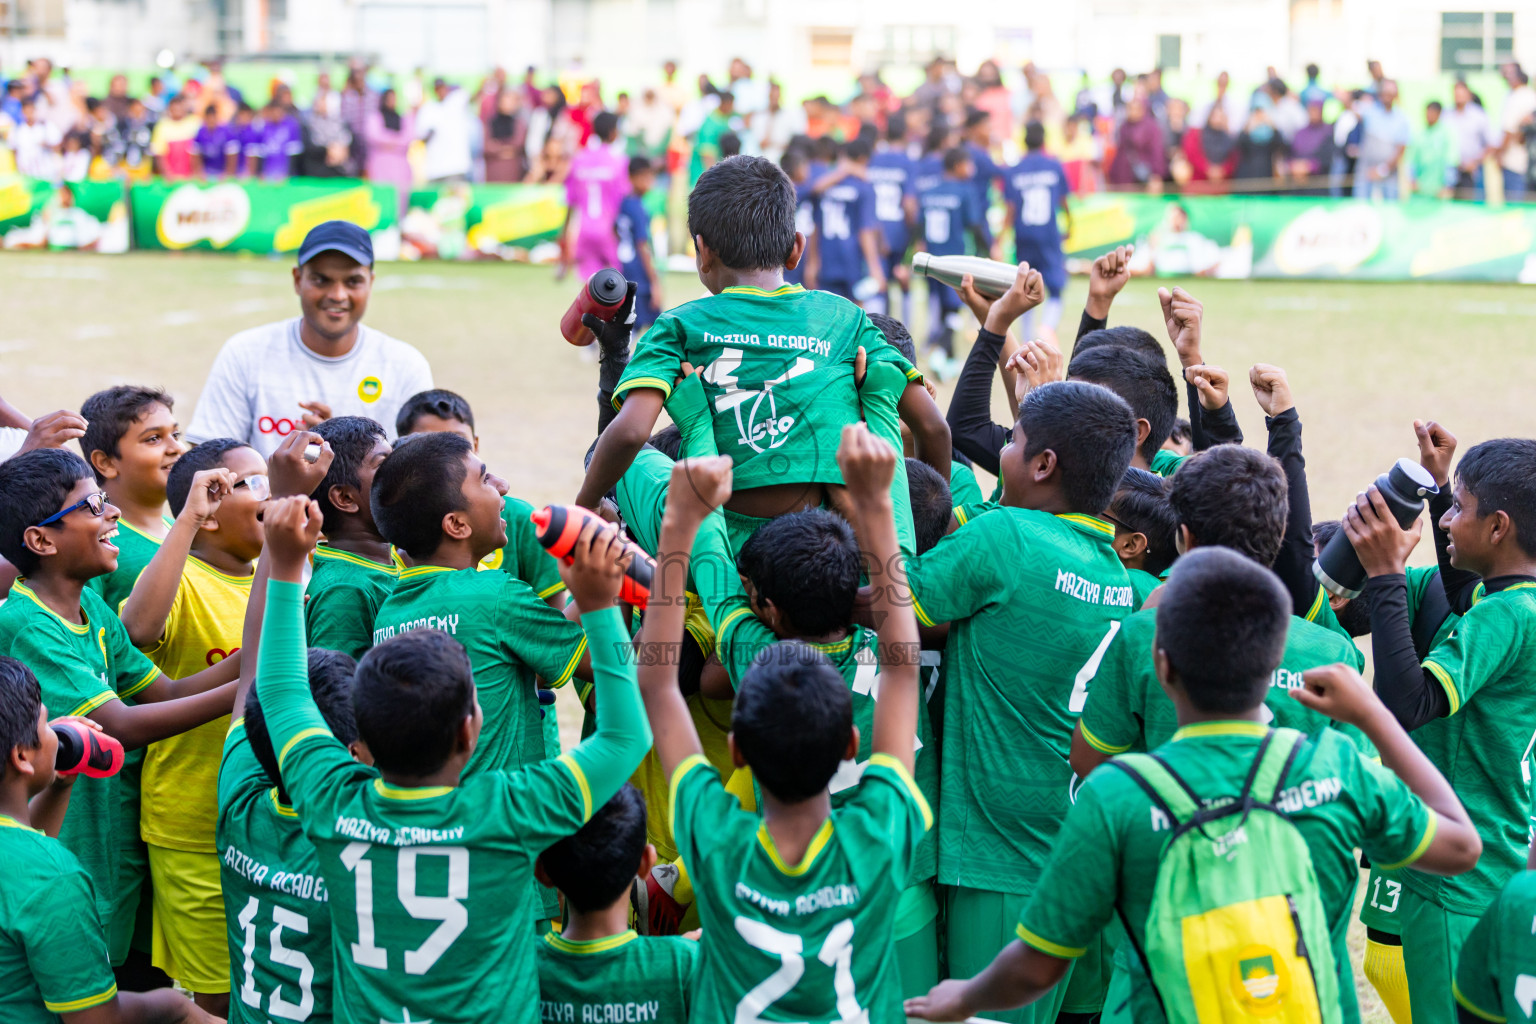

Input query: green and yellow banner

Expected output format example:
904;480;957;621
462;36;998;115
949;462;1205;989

129;177;396;254
0;176;129;251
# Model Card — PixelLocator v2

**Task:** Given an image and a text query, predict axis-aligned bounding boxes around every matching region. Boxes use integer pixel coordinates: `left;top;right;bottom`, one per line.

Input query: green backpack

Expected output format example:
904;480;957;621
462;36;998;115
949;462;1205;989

1111;728;1341;1024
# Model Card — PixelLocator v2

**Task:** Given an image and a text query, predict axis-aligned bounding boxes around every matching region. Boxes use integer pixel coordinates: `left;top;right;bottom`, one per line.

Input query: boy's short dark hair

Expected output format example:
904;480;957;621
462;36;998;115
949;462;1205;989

1168;446;1288;567
1111;467;1178;575
311;416;388;535
1017;381;1136;515
79;385;175;481
592;111;619;141
628;154;653;176
737;509;859;637
246;648;358;799
886;110;907;141
842;137;871;162
963;108;989;130
167;438;250;518
354;630;476;777
942;146;971;173
688;156;797;272
1426;101;1443;114
907;459;953;555
1167;417;1192;448
867;312;917;365
1312;519;1340;551
396;389;475;437
371;432;473;561
1156;547;1289;712
646;425;683;461
734;642;852;803
1456;439;1536;556
923;125;950;155
780;148;806;179
1068;347;1178;462
0;656;43;764
539;783;648;912
719;131;742;158
1073;326;1165;363
0;449;95;576
1024;120;1046;150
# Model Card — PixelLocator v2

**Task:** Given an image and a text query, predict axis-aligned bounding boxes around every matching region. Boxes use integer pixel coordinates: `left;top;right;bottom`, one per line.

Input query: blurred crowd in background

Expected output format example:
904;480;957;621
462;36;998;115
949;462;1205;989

4;50;1536;203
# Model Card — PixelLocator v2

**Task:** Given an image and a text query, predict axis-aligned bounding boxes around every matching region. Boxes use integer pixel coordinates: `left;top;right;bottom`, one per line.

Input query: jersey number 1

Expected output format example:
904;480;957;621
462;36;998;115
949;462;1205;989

342;841;469;975
735;917;863;1024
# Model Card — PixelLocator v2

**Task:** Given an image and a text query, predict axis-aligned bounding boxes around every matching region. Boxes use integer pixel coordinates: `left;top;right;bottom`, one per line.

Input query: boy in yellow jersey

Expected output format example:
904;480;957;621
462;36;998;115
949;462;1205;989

118;433;328;1015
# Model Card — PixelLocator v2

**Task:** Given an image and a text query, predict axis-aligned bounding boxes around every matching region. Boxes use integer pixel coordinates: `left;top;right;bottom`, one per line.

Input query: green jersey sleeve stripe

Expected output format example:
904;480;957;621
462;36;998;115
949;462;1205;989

119;667;160;699
1079;722;1132;755
557;753;593;821
1376;810;1440;871
1454;981;1506;1022
277;727;333;770
953;506;969;527
1423;660;1462;715
868;753;934;831
612;377;674;409
910;592;936;628
550;635;589;689
1014;924;1086;959
44;984;118;1012
537;581;567;600
668;754;714;830
68;690;117;717
1306;587;1326;622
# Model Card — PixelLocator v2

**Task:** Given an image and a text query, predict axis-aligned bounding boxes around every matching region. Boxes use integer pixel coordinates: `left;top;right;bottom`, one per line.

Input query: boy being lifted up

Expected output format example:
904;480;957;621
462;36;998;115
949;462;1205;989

576;154;948;546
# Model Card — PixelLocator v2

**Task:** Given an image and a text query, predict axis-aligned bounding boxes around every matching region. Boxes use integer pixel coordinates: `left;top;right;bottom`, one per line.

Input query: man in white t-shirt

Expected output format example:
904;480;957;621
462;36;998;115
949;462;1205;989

187;220;433;458
416;78;472;183
1493;62;1536;200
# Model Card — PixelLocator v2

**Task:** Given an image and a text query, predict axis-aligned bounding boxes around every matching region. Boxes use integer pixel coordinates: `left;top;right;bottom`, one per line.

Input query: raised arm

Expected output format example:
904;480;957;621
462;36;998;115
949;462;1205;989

1416;420;1482;612
945;265;1044;473
1159;286;1242;450
1251;364;1315;617
118;468;234;646
1075;245;1133;345
577;387;665;510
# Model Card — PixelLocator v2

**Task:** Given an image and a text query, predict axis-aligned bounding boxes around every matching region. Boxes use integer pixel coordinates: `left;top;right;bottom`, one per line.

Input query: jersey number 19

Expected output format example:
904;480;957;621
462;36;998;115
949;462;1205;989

342;842;469;976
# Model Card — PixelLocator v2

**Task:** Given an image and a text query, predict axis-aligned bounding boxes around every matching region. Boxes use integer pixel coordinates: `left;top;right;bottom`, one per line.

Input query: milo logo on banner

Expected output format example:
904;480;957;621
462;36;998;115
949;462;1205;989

155;183;251;249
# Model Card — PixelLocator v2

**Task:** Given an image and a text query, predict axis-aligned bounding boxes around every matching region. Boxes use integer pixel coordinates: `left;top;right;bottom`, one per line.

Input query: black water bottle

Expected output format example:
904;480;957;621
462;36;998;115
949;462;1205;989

1314;458;1439;599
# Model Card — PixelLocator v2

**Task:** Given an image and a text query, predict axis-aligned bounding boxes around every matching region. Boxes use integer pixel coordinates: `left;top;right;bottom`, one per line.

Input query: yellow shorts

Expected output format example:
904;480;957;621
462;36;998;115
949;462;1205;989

148;845;228;994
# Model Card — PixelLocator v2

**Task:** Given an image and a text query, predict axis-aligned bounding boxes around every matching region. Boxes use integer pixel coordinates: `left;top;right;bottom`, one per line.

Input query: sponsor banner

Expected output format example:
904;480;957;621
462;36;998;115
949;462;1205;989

0;176;130;252
1063;193;1536;282
401;183;565;260
129;177;399;256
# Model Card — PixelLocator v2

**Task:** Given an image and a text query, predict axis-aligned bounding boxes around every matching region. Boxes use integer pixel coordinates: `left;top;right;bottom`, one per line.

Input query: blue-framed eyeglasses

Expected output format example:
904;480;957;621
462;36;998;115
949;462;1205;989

34;491;109;528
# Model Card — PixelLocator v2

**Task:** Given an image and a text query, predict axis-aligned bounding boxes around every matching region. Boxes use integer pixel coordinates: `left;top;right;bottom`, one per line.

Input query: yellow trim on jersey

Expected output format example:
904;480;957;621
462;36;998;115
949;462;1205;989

1172;721;1269;742
1423;660;1461;715
188;555;255;588
277;727;332;770
669;754;714;834
397;564;456;580
1377;810;1439;871
910;591;935;628
118;517;172;544
1305;586;1327;623
551;635;588;689
722;284;804;297
11;581;89;634
119;665;160;700
757;818;833;877
68;690;117;718
545;929;638;955
612;377;675;409
810;636;854;656
1504;582;1536;593
953;505;970;527
373;779;452;800
44;984;118;1013
1015;924;1086;959
868;752;933;831
1079;722;1132;755
1454;981;1506;1022
558;754;593;821
313;545;402;575
1056;513;1115;537
537;580;567;600
268;790;298;818
0;814;42;834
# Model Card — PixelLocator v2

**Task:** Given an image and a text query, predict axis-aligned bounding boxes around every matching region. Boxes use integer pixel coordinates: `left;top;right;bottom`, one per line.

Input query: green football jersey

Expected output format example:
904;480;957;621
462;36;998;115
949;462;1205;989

373;564;586;776
1408;582;1536;915
1454;869;1536;1023
219;721;353;1024
1077;609;1366;758
305;544;402;660
482;495;567;602
1018;724;1437;1024
0;816;120;1022
535;931;698;1024
0;582;160;950
1406;564;1465;651
86;516;169;614
613;285;919;490
672;753;929;1024
905;508;1134;893
949;461;985;508
1127;568;1161;610
1148;449;1189;478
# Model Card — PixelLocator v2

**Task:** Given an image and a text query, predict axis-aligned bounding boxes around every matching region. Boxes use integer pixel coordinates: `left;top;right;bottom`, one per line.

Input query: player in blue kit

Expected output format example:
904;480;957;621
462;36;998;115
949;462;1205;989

806;139;885;306
962;109;1002;229
912;125;951;195
870;113;917;321
1001;122;1071;339
779;149;816;288
615;155;664;330
917;148;988;380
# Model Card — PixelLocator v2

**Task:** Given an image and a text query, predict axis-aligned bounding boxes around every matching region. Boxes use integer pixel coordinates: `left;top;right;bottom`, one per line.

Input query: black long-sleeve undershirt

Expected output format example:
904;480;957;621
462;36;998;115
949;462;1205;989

1365;573;1451;730
946;327;1011;475
1265;408;1318;619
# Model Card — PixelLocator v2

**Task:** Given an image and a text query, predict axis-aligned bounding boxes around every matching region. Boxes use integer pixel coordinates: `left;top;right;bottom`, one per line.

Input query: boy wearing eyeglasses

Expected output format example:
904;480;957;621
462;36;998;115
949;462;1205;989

116;433;328;1016
0;449;241;976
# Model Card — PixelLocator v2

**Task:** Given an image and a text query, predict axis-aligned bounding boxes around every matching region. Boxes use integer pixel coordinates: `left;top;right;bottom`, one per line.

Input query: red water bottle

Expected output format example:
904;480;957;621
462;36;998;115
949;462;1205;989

53;721;125;779
560;268;629;347
531;504;654;608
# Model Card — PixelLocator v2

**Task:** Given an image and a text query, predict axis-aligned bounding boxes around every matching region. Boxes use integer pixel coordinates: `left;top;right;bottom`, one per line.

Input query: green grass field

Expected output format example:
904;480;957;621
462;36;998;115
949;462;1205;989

5;251;1533;1020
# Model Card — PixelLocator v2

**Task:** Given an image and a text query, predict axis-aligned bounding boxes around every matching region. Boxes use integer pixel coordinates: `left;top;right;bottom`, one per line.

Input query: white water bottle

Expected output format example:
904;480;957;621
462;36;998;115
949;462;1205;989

911;253;1021;299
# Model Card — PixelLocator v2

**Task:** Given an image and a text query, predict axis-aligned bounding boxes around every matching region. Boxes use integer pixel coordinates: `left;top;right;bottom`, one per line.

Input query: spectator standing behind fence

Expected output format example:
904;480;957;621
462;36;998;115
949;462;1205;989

484;89;527;182
417;77;472;184
365;89;415;208
1492;63;1536;201
1107;93;1166;190
1447;80;1491;199
255;86;302;182
1353;80;1410;200
150;93;200;180
1232;107;1288;192
339;64;371;176
302;89;352;178
1287;99;1335;195
1410;101;1456;198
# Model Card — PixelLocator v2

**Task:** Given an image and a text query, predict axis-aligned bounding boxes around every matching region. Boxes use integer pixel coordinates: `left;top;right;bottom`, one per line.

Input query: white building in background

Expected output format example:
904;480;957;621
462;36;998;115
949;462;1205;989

4;0;1536;88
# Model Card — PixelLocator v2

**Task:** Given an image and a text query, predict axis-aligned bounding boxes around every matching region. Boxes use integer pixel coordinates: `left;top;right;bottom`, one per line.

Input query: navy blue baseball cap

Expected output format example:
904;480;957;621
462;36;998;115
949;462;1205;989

296;220;374;267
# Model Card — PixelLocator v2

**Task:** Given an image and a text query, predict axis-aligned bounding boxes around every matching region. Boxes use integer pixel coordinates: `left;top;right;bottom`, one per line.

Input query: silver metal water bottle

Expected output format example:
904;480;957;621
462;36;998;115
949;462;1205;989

911;253;1021;298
